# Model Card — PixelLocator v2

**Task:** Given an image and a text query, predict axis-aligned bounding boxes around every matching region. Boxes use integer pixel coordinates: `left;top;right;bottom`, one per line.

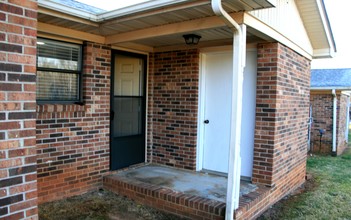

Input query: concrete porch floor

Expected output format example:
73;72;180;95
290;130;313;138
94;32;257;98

104;164;271;219
111;164;257;203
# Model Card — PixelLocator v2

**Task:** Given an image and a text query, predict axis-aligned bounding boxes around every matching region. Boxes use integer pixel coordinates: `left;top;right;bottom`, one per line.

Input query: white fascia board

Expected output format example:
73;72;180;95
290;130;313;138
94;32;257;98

315;0;336;57
97;0;190;21
313;48;335;59
38;0;98;21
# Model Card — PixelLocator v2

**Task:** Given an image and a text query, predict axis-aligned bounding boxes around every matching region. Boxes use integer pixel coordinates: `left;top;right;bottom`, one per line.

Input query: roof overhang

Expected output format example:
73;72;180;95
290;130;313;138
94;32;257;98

37;0;334;57
311;87;351;91
38;0;276;52
296;0;336;59
311;88;351;96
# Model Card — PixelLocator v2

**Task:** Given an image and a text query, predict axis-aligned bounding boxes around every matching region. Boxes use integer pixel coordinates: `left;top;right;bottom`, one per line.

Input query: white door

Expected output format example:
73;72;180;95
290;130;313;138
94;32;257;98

202;52;233;173
201;50;257;177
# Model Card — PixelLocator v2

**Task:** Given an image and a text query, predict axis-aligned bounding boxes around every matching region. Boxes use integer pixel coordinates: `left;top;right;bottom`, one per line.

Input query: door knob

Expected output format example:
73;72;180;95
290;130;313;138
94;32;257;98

204;120;209;124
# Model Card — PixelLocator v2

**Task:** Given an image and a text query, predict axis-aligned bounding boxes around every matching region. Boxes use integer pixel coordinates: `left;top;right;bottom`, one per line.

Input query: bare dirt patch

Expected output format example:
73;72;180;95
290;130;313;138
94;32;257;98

39;189;186;220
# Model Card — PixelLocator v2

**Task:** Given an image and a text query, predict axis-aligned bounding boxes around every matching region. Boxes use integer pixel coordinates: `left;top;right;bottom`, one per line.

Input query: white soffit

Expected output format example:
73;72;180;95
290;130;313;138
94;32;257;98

38;0;276;48
296;0;336;58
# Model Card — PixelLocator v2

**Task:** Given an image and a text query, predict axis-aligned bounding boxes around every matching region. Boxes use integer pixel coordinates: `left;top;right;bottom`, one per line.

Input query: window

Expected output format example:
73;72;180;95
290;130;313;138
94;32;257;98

36;38;82;103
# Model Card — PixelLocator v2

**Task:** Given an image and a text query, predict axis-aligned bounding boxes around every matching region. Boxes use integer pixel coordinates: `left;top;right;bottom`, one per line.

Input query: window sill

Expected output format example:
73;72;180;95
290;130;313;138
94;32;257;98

36;103;86;113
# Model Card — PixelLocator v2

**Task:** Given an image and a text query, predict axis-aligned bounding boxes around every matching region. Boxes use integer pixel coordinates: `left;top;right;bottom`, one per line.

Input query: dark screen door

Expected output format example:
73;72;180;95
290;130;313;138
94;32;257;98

111;52;146;170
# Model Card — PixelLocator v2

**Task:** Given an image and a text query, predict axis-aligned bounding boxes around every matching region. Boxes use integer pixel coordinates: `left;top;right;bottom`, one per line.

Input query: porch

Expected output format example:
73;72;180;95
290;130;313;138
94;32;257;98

103;164;271;219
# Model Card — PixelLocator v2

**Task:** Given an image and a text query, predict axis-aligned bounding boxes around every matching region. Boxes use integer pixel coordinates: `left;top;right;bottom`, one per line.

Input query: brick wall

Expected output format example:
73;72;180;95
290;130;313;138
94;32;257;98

0;0;38;219
310;93;333;153
336;93;348;155
147;49;199;170
249;42;310;218
310;92;348;155
36;42;111;203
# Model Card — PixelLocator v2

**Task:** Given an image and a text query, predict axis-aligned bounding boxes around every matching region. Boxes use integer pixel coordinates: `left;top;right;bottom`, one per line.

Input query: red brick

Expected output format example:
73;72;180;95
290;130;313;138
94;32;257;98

0;158;23;168
8;92;36;101
10;199;37;212
24;46;36;55
9;0;37;9
8;53;36;64
0;12;5;20
1;24;22;34
8;14;36;28
8;129;36;139
25;9;37;19
0;140;20;150
0;102;21;111
0;121;21;130
0;2;23;15
24;64;36;73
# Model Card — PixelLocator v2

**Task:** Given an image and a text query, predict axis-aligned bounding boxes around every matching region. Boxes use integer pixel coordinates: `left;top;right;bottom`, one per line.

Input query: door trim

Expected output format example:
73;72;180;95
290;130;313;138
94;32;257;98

196;48;257;174
197;47;233;171
110;50;148;171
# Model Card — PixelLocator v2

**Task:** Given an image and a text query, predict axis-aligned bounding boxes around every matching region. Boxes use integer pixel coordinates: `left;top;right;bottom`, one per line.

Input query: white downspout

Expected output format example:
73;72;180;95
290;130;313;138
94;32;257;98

332;89;337;156
211;0;246;219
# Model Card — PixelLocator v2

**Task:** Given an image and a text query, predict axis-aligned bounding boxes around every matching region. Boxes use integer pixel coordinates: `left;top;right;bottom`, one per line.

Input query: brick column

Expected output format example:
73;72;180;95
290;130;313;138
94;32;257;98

336;93;348;155
0;0;38;219
253;43;310;194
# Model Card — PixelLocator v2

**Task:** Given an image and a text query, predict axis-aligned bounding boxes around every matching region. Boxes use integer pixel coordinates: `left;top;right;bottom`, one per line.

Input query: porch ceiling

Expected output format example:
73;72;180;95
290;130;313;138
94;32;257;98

38;0;275;49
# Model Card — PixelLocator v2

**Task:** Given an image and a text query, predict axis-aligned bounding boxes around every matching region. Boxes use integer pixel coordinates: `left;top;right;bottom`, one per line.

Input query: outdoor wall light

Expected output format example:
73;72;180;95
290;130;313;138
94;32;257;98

183;34;201;45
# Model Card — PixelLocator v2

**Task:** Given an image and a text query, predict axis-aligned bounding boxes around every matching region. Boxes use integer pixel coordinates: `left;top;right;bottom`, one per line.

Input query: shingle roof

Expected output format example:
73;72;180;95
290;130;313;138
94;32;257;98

311;68;351;89
51;0;106;14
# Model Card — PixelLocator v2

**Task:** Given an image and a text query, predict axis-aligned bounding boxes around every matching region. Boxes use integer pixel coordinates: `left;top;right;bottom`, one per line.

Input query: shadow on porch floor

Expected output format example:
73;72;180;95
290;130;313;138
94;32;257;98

103;164;270;219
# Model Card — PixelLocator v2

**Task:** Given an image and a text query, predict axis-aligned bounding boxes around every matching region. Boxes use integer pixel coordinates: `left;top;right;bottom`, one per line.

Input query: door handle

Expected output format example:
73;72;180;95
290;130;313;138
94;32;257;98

204;119;209;124
111;110;115;121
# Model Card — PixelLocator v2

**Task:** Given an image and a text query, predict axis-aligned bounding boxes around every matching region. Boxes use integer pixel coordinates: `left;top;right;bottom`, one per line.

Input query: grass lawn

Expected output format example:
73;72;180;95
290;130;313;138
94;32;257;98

259;130;351;219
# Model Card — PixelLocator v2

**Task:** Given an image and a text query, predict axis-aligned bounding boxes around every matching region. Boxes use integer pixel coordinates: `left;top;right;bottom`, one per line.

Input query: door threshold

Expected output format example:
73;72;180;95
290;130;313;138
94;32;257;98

200;169;252;182
201;169;227;177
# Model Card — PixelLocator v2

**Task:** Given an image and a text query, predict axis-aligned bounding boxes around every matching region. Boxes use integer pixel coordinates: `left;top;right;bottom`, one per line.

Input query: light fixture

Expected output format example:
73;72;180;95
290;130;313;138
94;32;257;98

183;34;201;45
37;41;45;45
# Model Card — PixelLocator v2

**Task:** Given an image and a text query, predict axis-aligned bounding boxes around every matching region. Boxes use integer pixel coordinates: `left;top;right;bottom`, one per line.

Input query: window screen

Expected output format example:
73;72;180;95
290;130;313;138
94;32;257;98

36;38;82;103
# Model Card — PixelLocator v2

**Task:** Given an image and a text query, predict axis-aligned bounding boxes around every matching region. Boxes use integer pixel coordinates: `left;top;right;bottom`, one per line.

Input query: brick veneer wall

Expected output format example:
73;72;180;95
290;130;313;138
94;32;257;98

0;0;38;219
36;42;111;203
249;42;310;219
336;93;348;155
147;49;199;170
310;93;333;153
310;93;348;155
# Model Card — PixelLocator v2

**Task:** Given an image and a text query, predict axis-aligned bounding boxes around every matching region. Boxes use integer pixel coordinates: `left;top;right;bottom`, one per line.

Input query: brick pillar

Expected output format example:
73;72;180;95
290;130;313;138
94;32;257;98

253;43;310;194
336;93;348;155
0;0;38;219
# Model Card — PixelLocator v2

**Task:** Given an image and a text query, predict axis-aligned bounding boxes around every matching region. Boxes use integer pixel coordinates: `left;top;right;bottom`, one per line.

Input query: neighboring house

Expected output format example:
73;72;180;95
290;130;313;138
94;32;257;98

310;69;351;156
0;0;335;219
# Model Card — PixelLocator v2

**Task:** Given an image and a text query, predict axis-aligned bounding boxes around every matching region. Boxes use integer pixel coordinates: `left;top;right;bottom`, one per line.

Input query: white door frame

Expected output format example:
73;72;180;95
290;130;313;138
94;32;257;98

196;47;257;174
196;46;232;171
